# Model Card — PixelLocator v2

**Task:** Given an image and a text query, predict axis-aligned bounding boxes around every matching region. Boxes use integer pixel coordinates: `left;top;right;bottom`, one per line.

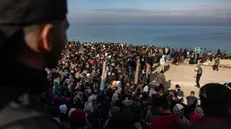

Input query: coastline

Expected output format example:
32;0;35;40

68;23;231;55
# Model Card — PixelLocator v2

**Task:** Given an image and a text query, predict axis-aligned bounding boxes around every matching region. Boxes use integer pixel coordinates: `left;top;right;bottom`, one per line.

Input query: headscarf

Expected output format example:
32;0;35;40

68;108;76;117
173;104;190;124
195;107;204;116
173;104;184;116
59;104;68;114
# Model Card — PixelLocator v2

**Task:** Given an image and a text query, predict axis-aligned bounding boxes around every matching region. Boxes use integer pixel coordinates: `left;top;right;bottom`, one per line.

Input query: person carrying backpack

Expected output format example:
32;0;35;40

121;96;142;129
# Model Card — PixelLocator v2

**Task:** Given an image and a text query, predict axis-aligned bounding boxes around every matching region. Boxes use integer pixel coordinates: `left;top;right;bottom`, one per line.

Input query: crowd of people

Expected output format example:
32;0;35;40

1;1;230;128
44;41;231;129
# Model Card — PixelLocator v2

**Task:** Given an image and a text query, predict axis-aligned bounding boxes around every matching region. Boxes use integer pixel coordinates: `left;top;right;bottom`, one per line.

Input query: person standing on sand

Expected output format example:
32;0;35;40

160;55;166;72
195;65;203;88
213;56;220;71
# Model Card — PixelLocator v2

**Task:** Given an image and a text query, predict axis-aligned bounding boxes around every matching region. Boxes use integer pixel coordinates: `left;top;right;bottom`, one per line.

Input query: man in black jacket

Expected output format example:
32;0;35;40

0;0;68;128
195;65;203;88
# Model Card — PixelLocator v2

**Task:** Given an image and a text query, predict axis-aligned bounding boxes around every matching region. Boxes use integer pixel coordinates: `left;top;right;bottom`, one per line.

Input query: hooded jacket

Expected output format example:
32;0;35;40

0;60;60;129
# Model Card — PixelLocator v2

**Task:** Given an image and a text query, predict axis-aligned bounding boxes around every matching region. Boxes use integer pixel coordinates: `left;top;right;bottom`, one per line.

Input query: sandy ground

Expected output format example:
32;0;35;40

220;59;231;65
162;63;231;97
220;60;231;68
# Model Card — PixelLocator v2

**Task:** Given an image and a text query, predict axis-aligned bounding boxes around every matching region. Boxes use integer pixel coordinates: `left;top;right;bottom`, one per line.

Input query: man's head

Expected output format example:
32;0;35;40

156;96;171;113
24;20;69;68
200;83;231;118
157;84;165;96
160;69;165;74
0;0;68;69
190;91;195;96
175;84;181;90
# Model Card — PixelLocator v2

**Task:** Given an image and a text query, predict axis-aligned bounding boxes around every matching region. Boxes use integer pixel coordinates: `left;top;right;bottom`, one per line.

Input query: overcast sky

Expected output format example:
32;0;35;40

67;0;231;25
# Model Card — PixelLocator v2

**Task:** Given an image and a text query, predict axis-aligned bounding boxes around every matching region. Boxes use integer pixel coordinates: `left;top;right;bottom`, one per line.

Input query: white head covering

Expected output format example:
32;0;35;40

59;104;67;114
195;107;204;116
88;94;97;102
173;104;184;115
143;85;149;92
68;108;76;117
84;102;94;113
86;73;91;78
116;81;122;87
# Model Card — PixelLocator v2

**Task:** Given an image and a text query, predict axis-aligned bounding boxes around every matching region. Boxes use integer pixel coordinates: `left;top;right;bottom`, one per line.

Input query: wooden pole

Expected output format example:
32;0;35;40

101;62;107;80
146;62;151;76
134;56;140;84
100;61;107;91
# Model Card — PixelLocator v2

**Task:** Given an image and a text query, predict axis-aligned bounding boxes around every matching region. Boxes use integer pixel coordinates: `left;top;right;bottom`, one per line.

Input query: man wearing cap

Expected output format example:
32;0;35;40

0;0;68;129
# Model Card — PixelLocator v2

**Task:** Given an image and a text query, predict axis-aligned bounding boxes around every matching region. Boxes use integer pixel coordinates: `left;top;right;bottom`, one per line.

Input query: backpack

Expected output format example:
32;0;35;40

121;102;140;119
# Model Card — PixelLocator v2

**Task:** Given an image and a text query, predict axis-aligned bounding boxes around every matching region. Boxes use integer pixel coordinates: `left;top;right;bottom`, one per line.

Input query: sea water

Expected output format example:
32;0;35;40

68;24;231;54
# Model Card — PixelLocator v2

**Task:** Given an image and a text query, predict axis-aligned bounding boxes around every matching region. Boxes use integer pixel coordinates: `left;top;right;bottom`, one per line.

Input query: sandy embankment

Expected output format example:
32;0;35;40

219;60;231;68
162;60;231;98
184;59;231;68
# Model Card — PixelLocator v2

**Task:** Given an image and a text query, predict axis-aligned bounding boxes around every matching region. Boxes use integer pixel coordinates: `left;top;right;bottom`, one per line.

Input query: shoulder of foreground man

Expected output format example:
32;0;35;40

0;95;60;129
182;123;231;129
1;117;60;129
0;109;60;129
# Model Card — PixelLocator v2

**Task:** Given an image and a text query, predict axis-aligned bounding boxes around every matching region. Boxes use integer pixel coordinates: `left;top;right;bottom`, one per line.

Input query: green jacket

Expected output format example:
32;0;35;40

214;59;220;66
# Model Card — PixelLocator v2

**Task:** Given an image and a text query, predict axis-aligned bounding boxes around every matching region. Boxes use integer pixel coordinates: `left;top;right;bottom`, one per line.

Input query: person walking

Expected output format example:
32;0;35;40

195;65;203;88
0;0;68;129
160;55;166;72
213;56;220;71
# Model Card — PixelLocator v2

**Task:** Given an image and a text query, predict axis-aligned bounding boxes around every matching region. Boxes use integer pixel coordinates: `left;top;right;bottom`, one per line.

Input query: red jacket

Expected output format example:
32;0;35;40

149;113;180;129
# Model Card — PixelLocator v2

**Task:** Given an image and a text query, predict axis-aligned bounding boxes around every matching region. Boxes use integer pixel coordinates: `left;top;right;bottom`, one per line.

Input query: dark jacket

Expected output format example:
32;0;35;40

183;118;231;129
196;68;203;77
0;60;60;129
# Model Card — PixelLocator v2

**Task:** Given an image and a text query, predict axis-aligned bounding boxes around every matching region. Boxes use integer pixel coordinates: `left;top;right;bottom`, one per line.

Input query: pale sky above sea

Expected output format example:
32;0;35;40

67;0;231;25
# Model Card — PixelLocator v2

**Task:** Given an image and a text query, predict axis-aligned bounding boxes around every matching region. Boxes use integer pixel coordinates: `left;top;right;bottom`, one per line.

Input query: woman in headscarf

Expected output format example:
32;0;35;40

173;104;190;124
160;55;166;72
189;106;204;124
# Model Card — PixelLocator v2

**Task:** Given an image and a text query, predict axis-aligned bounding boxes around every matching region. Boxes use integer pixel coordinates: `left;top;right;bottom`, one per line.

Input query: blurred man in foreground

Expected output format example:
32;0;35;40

0;0;68;128
187;83;231;129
